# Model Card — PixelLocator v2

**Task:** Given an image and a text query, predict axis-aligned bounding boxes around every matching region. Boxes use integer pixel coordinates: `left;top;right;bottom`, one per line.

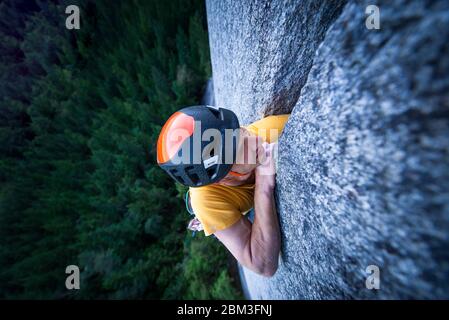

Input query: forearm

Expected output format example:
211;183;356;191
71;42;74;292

250;175;281;276
214;142;281;277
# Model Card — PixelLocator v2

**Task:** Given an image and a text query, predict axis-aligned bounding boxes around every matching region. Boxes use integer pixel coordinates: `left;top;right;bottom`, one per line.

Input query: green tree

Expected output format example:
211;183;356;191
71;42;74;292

0;0;242;300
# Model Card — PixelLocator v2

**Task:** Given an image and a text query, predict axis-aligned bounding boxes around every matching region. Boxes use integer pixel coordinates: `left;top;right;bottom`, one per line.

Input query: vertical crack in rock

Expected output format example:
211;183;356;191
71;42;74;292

263;1;348;117
206;0;346;125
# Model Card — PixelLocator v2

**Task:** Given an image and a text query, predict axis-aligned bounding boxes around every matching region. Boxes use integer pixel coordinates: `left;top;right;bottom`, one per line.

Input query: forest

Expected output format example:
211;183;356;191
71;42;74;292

0;0;242;299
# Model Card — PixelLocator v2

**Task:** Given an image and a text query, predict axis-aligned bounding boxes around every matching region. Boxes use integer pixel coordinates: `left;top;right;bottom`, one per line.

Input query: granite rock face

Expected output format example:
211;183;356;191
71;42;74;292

206;0;346;125
207;0;449;299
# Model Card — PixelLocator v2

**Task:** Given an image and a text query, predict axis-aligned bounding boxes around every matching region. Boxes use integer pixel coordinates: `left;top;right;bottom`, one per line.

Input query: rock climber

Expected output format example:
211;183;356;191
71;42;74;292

156;105;289;277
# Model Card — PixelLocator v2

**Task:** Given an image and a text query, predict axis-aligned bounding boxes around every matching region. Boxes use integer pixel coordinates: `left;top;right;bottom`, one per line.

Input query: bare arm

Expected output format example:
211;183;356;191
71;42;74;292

215;143;281;277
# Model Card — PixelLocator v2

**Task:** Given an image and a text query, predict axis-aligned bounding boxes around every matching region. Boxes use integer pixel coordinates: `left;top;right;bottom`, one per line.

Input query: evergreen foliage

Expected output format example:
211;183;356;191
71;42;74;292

0;0;242;299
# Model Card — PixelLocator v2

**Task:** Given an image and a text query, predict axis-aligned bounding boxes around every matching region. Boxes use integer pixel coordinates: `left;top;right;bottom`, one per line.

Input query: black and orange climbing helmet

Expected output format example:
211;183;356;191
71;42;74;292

156;105;240;187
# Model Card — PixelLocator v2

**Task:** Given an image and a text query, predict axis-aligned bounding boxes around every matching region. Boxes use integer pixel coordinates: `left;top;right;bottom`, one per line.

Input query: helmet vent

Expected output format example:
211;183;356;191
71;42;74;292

184;166;200;186
206;167;216;179
171;171;186;185
188;172;200;185
208;106;221;119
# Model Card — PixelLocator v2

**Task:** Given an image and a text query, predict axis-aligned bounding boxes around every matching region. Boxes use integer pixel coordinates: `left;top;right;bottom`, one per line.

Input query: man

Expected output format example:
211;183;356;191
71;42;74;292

157;105;289;277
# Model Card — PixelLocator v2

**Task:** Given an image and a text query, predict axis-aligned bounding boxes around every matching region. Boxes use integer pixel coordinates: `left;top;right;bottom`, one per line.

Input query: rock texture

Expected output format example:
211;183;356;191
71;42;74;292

206;0;346;124
207;0;449;299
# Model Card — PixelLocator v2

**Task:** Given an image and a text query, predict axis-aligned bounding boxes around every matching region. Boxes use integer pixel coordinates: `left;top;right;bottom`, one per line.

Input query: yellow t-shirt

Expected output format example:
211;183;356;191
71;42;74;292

189;114;290;236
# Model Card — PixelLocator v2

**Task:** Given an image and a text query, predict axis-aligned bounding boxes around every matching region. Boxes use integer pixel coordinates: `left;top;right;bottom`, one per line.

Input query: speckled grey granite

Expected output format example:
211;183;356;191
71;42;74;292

206;0;346;125
207;0;449;299
208;0;449;299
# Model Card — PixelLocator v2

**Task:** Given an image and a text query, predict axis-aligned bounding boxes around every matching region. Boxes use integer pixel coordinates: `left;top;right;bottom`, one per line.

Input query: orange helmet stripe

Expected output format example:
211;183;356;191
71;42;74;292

157;111;195;163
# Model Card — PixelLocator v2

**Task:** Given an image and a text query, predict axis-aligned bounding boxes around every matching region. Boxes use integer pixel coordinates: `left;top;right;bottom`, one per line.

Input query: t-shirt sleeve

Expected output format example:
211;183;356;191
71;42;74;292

245;114;290;143
189;187;242;236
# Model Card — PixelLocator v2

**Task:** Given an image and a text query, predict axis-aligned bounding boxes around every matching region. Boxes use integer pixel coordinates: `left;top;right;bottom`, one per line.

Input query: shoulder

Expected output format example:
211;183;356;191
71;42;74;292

245;114;290;142
189;184;242;236
189;184;236;207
